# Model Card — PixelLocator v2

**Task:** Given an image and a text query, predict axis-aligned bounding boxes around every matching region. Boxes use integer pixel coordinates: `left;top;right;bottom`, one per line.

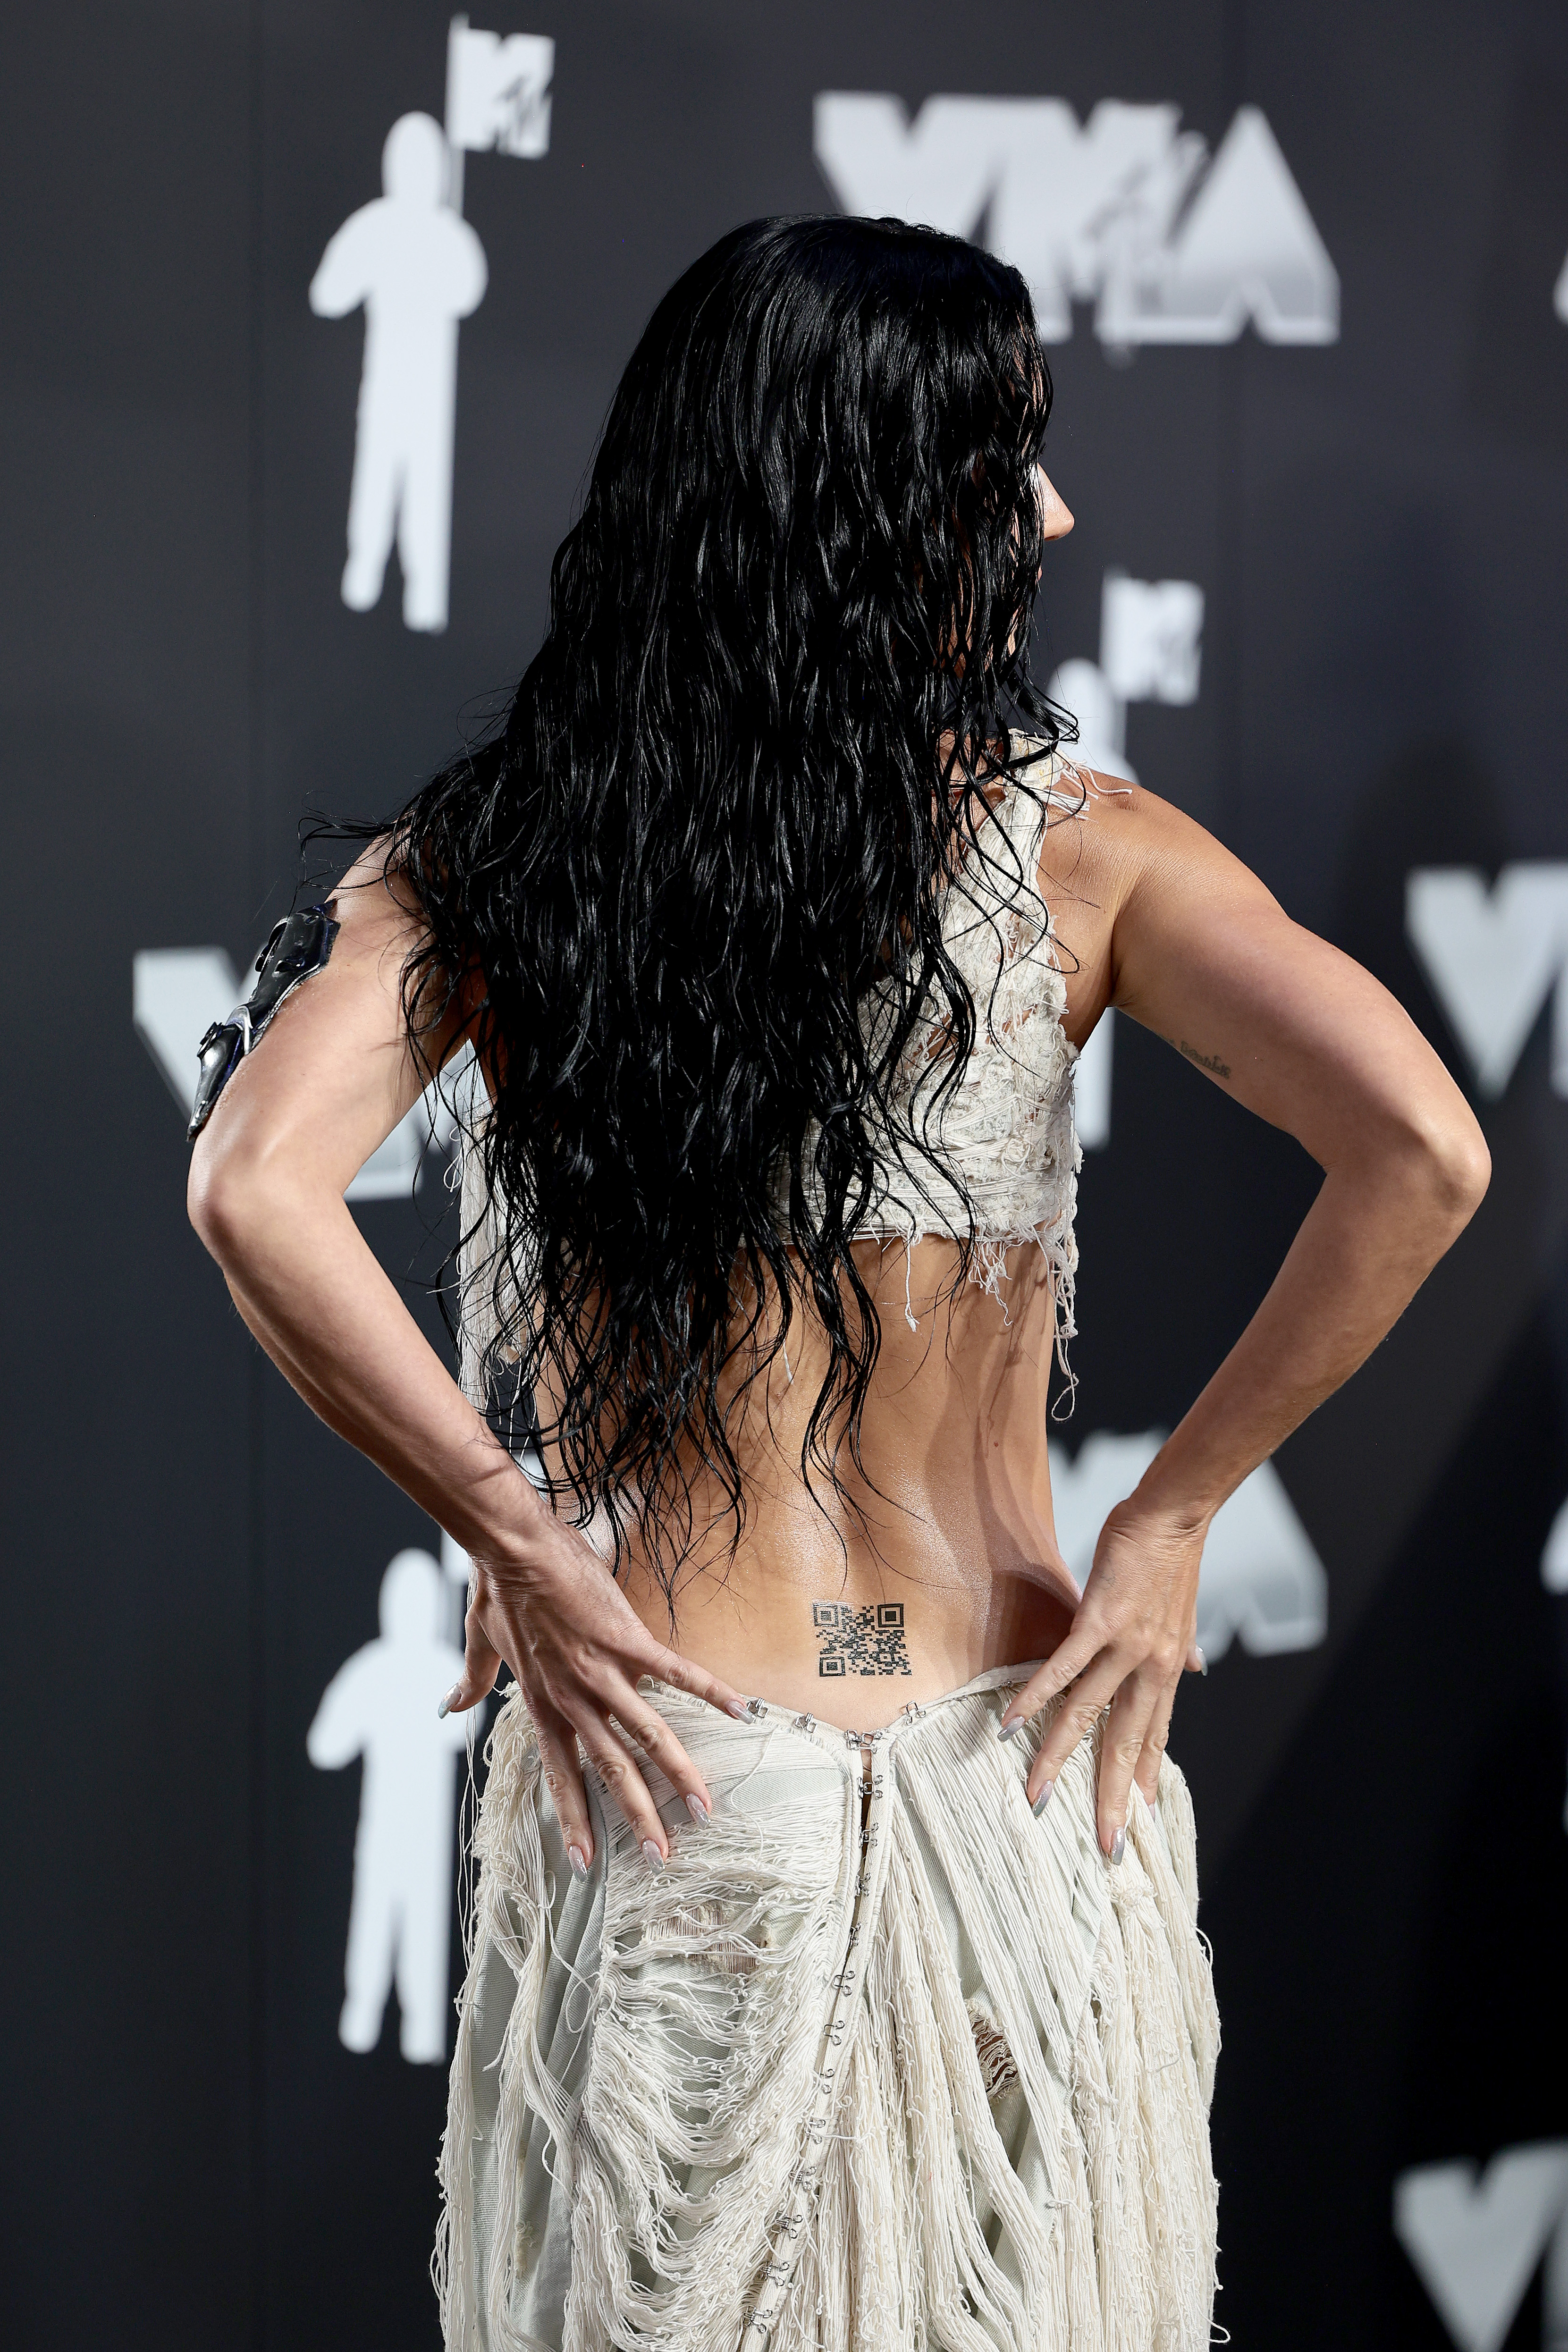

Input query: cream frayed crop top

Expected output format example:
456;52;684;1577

767;742;1086;1375
456;743;1087;1408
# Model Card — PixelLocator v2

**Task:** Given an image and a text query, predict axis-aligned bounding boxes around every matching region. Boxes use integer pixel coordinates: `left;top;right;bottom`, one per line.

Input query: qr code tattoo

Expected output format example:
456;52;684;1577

812;1601;913;1678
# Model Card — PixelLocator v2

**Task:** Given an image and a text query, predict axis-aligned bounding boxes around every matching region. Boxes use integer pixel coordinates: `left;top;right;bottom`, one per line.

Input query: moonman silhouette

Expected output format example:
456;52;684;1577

309;113;488;632
307;1549;470;2063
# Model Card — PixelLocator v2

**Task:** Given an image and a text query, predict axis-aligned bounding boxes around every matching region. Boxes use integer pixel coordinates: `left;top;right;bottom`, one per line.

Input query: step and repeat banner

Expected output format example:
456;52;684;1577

7;2;1568;2346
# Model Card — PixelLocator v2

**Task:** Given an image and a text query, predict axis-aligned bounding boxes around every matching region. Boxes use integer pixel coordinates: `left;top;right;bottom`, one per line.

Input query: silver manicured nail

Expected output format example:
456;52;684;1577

725;1699;751;1721
1031;1779;1054;1818
437;1683;463;1720
997;1719;1023;1744
1109;1827;1126;1866
1196;1647;1208;1677
567;1845;589;1881
641;1839;665;1872
685;1792;710;1825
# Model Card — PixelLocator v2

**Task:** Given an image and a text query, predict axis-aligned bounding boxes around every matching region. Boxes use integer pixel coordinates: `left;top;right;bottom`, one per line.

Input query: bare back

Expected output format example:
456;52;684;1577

595;773;1137;1728
611;1236;1080;1728
189;715;1487;1861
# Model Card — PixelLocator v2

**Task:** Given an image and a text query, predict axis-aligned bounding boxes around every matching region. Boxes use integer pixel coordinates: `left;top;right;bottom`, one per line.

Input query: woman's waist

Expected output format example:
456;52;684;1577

622;1526;1076;1734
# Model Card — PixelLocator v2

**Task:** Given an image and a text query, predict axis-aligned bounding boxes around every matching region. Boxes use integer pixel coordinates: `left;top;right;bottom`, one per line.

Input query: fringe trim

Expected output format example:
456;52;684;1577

435;1695;557;2351
437;1697;861;2352
438;1692;1219;2352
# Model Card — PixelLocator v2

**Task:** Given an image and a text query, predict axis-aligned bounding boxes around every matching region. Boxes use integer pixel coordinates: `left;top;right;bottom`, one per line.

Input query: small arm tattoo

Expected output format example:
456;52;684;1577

812;1601;913;1678
1163;1035;1232;1081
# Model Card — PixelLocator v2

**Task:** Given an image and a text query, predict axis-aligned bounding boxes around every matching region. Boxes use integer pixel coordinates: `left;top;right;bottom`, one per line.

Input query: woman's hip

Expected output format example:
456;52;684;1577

438;1676;1220;2350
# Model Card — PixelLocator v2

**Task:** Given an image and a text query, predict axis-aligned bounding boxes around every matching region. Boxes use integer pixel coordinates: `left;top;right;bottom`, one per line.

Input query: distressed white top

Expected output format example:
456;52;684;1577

458;744;1086;1405
768;742;1086;1367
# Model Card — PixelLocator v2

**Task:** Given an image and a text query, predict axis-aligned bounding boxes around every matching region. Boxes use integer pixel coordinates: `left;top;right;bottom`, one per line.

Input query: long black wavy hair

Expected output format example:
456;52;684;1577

390;213;1073;1600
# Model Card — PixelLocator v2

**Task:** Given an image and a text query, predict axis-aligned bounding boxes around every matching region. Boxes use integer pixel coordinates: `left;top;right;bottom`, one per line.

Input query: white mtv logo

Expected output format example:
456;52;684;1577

1047;567;1206;1156
1406;865;1568;1099
309;1550;472;2063
814;96;1338;350
132;945;467;1201
1396;2143;1568;2352
1049;1429;1327;1659
446;17;553;164
310;18;554;632
1049;567;1206;790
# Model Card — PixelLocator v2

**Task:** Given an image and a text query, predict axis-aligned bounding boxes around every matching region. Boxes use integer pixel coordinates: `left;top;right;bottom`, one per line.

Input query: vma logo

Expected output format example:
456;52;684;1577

1407;865;1568;1099
132;945;469;1201
1050;1429;1327;1661
1396;2143;1568;2352
814;96;1339;350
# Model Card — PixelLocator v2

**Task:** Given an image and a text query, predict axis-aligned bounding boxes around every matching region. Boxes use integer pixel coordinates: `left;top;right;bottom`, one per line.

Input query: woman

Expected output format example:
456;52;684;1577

188;217;1489;2351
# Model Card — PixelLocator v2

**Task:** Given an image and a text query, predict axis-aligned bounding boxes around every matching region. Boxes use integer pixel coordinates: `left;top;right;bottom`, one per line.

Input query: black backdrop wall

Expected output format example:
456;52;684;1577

5;4;1568;2347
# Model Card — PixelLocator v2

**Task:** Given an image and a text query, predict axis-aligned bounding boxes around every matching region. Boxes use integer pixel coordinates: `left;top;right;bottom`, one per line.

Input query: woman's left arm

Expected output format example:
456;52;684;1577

1005;782;1492;1851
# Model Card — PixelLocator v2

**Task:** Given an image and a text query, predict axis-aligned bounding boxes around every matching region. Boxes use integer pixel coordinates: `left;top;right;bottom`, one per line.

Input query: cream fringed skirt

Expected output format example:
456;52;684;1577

437;1665;1221;2352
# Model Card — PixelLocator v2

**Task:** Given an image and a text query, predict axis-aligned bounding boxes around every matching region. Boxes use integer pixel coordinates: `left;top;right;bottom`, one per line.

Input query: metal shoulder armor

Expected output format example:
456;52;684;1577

187;902;341;1142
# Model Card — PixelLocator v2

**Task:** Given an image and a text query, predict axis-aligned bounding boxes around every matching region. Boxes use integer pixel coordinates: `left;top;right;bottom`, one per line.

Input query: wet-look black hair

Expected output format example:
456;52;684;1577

387;212;1074;1603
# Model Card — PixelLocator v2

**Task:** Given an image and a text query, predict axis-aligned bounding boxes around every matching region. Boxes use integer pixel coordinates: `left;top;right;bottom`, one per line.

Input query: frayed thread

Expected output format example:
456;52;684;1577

438;1683;1219;2351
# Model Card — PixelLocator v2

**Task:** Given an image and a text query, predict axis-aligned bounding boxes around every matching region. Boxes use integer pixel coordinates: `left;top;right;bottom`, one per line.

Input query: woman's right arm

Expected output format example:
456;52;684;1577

1007;781;1492;1854
187;848;747;1872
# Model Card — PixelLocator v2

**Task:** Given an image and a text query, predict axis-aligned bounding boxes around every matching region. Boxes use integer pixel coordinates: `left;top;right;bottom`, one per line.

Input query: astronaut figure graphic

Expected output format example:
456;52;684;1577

308;1549;471;2063
309;113;488;632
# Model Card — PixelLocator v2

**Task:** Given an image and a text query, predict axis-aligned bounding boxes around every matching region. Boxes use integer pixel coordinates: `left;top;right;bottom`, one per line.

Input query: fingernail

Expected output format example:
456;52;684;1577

1031;1779;1054;1817
684;1792;710;1825
1109;1826;1126;1866
567;1844;589;1880
641;1839;665;1872
437;1684;463;1720
1196;1647;1208;1677
725;1699;751;1721
997;1718;1022;1744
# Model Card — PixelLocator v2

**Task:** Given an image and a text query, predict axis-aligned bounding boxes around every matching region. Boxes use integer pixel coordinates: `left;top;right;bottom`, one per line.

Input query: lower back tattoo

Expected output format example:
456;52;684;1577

812;1601;913;1678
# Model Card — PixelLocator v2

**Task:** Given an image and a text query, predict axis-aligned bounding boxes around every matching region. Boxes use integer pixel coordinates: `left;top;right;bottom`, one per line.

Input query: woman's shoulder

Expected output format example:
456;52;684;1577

1012;742;1145;917
1015;744;1264;1043
1020;743;1235;919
